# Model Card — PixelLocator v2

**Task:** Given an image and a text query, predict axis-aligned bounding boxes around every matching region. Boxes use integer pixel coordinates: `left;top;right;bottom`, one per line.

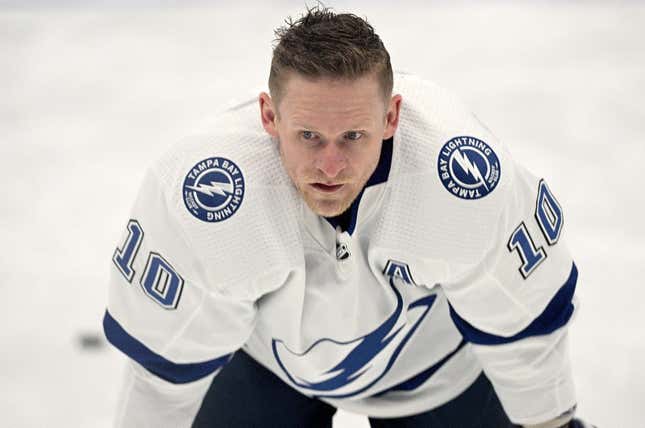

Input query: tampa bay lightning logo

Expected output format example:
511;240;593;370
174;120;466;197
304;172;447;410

272;262;436;399
182;157;245;222
438;136;500;200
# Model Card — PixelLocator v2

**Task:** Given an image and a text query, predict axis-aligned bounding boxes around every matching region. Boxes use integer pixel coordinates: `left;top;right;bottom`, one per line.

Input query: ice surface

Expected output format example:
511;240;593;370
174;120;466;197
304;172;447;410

1;2;643;427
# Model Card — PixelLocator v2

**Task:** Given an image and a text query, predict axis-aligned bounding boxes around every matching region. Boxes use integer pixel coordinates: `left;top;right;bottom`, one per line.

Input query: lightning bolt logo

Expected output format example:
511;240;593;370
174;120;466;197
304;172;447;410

452;149;489;191
182;157;246;222
437;136;500;200
185;180;234;197
272;277;437;399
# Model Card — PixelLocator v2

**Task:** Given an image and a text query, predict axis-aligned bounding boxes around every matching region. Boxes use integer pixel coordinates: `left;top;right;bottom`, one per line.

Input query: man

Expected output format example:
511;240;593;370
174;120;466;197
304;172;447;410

104;7;594;428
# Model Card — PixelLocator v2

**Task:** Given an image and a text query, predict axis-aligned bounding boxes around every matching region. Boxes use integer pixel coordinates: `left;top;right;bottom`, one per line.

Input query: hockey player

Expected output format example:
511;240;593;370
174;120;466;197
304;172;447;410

104;7;595;428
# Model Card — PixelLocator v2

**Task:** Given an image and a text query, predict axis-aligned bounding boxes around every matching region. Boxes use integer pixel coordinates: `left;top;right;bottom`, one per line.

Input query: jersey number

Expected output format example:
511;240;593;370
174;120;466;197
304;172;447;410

112;220;184;309
507;180;563;278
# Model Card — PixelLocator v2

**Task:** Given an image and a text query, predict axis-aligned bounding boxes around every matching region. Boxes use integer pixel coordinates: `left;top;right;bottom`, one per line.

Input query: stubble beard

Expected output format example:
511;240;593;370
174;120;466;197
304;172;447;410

278;140;377;218
298;173;373;217
302;185;355;217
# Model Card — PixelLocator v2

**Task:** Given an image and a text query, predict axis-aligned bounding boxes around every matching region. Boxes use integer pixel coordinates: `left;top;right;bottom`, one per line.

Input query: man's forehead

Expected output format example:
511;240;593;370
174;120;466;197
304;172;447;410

277;73;386;125
281;72;381;98
288;107;377;127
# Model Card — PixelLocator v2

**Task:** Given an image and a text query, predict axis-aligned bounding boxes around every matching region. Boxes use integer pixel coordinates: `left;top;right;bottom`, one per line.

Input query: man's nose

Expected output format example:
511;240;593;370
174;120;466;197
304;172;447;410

315;143;347;179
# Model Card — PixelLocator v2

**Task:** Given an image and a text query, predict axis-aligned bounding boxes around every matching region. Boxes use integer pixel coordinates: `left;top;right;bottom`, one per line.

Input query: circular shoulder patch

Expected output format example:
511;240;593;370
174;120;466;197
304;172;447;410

437;136;501;200
182;157;245;222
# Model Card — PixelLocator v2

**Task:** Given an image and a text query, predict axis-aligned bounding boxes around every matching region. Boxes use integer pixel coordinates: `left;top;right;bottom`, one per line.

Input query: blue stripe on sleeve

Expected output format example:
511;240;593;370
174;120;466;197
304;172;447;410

448;263;578;345
103;310;232;384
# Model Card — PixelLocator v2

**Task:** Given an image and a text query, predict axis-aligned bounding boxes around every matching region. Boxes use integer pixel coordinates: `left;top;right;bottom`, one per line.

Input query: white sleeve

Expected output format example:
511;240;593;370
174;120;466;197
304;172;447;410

442;161;578;425
103;168;257;427
113;361;218;428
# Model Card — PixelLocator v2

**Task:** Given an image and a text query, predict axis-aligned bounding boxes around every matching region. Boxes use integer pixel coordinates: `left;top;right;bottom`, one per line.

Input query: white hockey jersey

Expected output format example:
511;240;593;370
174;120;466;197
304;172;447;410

104;73;578;427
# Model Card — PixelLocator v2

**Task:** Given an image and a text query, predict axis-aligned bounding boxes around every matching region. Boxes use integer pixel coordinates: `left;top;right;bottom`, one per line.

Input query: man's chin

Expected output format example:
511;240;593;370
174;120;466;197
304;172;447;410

303;194;353;218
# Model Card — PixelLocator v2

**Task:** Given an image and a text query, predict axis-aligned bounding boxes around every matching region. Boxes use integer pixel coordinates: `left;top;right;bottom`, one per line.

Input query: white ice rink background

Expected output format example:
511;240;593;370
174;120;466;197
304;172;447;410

1;1;643;427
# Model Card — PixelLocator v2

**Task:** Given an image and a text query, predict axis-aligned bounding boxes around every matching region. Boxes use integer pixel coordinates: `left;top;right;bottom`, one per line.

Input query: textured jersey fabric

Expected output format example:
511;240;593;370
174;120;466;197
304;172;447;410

104;73;577;427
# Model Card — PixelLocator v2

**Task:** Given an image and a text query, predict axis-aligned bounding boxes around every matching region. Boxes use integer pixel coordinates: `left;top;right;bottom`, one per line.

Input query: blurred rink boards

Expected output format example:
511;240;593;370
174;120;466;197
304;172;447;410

1;2;643;427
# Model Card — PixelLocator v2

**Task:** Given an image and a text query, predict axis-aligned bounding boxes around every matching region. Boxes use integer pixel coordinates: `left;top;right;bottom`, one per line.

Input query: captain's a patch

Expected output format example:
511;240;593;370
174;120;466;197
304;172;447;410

437;136;500;200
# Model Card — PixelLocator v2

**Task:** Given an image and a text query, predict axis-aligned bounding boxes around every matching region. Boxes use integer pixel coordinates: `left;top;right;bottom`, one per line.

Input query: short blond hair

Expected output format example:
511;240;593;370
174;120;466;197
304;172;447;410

269;6;393;105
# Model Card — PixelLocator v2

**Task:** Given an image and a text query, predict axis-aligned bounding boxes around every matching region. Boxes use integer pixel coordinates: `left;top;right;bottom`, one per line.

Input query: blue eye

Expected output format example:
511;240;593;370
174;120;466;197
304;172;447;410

302;131;316;140
345;131;363;141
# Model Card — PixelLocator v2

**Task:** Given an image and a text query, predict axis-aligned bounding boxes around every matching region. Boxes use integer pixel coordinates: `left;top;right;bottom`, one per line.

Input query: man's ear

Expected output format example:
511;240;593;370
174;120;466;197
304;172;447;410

259;92;279;137
383;94;402;140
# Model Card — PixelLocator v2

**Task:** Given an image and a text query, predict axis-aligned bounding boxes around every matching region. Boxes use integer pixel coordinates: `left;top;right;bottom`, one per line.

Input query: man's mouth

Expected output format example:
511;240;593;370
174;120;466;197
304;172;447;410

311;183;344;193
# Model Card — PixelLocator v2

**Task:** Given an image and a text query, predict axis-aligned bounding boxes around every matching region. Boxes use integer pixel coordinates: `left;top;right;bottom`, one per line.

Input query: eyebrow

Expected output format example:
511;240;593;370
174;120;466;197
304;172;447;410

295;123;369;132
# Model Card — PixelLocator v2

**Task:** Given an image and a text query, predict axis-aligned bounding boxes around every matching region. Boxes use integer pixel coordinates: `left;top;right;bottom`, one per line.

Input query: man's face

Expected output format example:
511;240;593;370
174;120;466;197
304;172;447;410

259;73;401;217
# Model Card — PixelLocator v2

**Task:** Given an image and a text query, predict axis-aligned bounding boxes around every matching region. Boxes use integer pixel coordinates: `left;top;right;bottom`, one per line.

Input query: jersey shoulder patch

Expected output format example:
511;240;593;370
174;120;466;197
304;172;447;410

436;135;501;200
140;105;301;299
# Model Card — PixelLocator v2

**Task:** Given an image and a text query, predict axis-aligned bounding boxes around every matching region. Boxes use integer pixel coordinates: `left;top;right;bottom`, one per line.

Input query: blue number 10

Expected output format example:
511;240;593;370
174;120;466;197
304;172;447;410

112;219;184;309
507;180;563;279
